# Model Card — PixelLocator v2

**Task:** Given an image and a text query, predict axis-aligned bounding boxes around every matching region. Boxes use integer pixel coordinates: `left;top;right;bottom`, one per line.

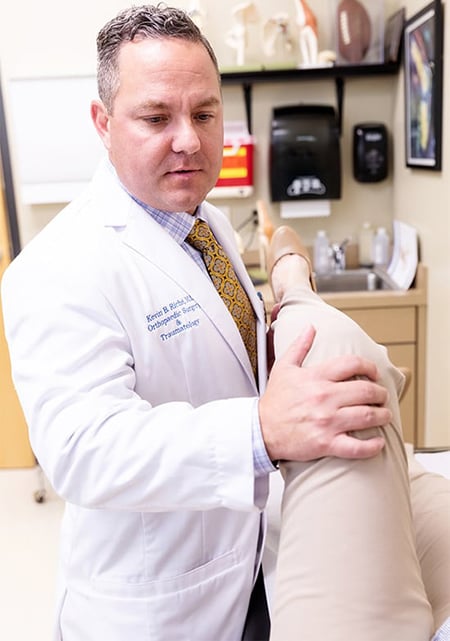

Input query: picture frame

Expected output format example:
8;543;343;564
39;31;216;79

404;0;444;170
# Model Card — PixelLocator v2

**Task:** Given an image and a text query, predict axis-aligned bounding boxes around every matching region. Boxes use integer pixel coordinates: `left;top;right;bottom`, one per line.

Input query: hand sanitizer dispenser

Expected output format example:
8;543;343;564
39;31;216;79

269;105;341;203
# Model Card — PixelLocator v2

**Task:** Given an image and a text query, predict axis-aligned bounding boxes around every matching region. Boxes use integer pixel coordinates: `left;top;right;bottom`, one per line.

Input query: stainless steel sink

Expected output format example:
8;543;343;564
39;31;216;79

314;268;394;293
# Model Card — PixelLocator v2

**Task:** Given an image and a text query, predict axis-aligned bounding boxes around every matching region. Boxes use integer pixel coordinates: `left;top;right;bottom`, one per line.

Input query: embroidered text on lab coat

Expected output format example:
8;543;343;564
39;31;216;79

146;294;201;341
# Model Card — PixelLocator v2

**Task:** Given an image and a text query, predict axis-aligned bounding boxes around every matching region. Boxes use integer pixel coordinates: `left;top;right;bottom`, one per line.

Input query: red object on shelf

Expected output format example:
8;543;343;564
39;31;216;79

210;122;254;198
216;142;253;188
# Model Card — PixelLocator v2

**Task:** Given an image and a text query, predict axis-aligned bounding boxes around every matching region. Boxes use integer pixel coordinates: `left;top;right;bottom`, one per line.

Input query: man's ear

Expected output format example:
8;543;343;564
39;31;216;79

91;100;111;149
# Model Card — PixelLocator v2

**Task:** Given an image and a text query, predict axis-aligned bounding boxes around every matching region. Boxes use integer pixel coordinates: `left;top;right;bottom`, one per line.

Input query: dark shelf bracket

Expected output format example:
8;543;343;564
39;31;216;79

335;76;344;135
243;82;253;135
241;76;345;136
222;61;400;137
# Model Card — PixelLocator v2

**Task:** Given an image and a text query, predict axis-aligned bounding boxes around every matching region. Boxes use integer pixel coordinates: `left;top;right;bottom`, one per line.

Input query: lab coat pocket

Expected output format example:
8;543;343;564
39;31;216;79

91;547;239;598
147;550;252;640
60;550;252;641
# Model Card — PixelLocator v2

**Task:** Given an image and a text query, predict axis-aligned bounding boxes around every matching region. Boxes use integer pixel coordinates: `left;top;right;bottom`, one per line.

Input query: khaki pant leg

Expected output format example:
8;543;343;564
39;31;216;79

270;288;433;641
407;446;450;631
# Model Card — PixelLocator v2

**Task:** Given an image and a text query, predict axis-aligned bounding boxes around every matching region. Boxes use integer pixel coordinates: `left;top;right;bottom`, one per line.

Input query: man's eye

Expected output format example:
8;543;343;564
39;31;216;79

196;113;213;122
144;116;167;124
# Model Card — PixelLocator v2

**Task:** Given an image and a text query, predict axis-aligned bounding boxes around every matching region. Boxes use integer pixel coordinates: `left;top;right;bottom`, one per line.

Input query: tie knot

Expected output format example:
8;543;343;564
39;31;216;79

185;219;215;252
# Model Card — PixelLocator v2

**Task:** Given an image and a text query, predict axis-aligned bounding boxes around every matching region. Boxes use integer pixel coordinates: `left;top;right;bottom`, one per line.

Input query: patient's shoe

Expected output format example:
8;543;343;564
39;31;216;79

267;226;317;298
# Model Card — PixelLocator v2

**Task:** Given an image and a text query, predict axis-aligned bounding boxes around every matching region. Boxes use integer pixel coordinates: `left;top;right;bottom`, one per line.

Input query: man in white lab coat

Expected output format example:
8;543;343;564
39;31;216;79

1;6;395;641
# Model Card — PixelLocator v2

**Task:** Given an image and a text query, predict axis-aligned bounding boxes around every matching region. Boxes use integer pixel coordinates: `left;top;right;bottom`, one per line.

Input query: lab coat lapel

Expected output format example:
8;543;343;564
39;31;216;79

126;210;257;385
90;162;262;387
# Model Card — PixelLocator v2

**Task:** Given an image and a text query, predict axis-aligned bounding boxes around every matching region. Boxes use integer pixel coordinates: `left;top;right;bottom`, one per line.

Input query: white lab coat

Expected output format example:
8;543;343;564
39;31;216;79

1;160;269;641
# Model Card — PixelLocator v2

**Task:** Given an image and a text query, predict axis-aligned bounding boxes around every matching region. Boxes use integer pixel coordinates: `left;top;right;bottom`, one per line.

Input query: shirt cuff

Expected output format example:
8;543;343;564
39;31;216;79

251;399;278;476
431;617;450;641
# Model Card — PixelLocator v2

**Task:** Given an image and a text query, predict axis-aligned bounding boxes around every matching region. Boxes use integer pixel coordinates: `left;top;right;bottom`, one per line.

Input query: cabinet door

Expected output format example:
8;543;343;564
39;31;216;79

0;184;35;468
343;307;417;446
344;307;416;344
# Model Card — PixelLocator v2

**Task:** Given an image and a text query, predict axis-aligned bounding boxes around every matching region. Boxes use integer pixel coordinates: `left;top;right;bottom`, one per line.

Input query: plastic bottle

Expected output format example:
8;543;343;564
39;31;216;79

372;227;390;268
358;222;374;267
314;230;330;275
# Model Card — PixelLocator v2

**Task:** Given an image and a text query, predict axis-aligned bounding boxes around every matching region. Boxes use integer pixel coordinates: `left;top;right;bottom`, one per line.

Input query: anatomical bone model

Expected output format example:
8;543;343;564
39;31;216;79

264;1;336;68
227;1;335;69
262;13;294;60
295;0;319;65
225;2;259;67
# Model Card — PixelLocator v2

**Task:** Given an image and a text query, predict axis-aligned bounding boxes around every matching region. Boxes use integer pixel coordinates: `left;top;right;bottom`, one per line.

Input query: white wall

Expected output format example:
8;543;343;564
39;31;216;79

0;0;400;245
0;0;448;444
392;0;450;446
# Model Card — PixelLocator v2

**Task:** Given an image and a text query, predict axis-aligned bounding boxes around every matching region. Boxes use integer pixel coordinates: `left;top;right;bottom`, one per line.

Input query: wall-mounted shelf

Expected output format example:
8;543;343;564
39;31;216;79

220;61;401;134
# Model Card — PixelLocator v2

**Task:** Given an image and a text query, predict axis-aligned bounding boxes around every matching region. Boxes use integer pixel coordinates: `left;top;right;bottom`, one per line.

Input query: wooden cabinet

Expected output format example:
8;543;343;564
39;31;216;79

1;77;35;468
0;304;35;468
0;167;35;468
323;266;427;447
340;305;424;446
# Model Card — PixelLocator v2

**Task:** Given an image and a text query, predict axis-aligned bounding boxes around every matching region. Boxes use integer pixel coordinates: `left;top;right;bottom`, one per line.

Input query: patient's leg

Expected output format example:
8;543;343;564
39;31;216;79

269;235;433;641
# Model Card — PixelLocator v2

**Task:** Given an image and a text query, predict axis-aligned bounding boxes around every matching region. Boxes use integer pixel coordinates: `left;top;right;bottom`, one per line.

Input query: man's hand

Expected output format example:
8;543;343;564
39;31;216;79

259;325;390;462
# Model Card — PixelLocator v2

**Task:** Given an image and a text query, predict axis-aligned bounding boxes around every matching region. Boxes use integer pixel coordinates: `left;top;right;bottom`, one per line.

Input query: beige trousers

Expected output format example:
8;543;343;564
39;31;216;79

407;446;450;632
270;286;434;641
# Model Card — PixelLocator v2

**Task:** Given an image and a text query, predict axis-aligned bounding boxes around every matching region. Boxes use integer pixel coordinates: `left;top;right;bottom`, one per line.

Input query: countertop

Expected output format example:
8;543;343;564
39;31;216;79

256;264;427;315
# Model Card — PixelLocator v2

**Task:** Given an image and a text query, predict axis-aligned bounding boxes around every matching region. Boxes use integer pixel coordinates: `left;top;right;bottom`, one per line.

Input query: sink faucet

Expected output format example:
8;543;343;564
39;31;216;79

330;238;350;272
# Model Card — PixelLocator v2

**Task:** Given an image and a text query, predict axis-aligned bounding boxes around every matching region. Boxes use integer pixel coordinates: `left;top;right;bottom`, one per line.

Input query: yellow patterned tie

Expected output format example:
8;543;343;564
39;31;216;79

186;219;257;379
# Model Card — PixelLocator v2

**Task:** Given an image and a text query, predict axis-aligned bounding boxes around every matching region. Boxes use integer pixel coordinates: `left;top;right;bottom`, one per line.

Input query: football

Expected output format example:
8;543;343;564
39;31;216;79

337;0;372;64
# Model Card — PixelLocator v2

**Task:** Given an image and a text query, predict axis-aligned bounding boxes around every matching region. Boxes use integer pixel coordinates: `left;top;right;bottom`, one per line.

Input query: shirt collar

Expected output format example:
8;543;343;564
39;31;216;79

131;196;201;246
107;161;203;245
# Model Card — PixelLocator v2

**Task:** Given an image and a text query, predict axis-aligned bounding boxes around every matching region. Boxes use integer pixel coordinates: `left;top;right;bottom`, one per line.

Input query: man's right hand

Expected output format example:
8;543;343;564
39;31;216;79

259;325;390;463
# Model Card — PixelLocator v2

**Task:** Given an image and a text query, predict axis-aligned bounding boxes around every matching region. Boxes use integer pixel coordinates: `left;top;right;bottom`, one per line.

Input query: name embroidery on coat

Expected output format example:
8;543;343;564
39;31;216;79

146;295;201;341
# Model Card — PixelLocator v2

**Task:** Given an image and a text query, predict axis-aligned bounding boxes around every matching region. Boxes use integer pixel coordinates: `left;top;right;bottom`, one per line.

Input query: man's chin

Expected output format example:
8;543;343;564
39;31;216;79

165;189;212;214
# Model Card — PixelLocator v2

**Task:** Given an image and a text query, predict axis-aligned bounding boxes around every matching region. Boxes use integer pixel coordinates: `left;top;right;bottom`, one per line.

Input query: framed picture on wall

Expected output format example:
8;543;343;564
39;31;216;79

404;0;444;170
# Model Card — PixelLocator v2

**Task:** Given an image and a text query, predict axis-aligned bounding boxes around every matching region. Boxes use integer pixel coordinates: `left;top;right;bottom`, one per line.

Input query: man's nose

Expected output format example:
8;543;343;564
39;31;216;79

171;119;201;154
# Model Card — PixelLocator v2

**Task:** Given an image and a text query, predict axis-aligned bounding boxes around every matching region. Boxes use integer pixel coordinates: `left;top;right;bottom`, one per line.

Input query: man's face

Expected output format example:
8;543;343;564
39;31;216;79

92;37;224;214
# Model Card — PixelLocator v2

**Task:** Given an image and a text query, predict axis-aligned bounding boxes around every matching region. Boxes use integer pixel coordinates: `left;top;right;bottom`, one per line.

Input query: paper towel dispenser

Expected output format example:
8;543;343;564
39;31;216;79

270;105;341;202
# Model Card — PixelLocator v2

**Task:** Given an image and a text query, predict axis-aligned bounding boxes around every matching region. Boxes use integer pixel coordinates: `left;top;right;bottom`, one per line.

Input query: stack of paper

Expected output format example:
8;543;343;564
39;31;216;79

387;220;419;290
